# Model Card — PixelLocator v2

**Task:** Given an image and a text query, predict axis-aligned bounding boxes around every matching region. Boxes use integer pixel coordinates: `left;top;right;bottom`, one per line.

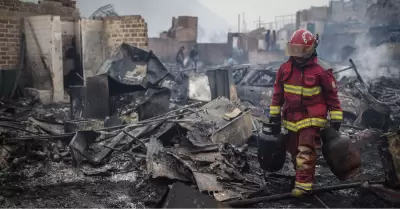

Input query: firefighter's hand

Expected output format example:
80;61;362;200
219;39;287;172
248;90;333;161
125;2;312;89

330;121;341;131
268;115;281;135
269;115;281;123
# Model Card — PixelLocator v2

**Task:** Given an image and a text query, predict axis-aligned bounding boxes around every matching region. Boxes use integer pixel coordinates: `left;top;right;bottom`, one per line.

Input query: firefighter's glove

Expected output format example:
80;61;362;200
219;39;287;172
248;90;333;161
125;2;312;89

269;115;281;123
330;121;341;131
267;115;281;135
292;182;313;197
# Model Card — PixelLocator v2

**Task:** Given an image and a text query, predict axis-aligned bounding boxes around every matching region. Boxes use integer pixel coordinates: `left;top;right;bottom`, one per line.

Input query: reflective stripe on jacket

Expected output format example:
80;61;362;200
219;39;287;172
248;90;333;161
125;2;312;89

269;57;342;132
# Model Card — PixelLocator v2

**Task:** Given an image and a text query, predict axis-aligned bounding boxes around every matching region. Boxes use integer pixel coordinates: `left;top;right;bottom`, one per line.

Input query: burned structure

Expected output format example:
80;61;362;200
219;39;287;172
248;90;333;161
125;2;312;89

0;0;400;208
0;1;148;104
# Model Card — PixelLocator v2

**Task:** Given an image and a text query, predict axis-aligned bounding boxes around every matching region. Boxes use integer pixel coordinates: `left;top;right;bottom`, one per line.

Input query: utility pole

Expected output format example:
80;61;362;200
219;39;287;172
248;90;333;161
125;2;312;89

238;13;241;33
242;12;247;32
253;16;265;29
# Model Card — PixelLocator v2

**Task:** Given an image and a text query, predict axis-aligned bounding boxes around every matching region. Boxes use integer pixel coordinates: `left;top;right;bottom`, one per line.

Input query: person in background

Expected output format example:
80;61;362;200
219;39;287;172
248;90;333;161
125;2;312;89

176;46;185;69
265;30;271;51
188;45;199;70
272;30;277;50
224;54;237;66
268;29;342;197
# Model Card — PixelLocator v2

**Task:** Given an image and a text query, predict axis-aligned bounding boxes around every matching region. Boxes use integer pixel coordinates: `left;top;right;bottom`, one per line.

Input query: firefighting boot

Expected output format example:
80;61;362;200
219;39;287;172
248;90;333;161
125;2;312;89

291;145;317;197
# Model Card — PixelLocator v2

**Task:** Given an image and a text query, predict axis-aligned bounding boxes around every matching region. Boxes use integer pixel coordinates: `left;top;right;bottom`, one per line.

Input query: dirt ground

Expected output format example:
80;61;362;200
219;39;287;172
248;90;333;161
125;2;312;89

0;141;397;208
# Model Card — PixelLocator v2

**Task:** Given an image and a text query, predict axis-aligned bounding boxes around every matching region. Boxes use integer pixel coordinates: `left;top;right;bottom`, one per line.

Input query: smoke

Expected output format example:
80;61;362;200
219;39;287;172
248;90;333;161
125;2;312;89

198;25;228;43
188;75;211;102
338;0;400;82
208;31;228;43
344;33;397;81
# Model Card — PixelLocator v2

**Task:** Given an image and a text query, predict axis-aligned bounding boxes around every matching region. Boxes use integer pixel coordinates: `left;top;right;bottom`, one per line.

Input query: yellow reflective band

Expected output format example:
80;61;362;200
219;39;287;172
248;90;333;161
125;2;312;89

283;120;298;132
295;182;313;191
329;110;343;120
283;84;321;97
269;106;281;115
283;118;327;132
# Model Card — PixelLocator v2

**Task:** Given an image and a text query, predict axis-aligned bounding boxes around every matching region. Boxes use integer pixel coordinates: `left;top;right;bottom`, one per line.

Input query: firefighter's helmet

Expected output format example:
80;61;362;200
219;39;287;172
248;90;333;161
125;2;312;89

286;29;317;58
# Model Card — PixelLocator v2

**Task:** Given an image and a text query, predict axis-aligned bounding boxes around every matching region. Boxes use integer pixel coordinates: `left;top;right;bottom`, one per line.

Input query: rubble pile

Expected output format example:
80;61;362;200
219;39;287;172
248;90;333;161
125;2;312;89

0;44;400;208
0;96;263;207
369;77;400;121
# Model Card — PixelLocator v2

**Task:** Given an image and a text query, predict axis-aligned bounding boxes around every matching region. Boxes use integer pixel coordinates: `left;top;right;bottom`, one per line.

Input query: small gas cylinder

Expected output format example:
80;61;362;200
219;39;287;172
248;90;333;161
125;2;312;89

320;127;361;181
257;126;286;172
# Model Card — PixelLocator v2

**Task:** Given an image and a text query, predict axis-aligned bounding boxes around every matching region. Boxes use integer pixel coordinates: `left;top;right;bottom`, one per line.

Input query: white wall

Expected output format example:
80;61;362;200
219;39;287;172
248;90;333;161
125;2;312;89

277;29;289;51
24;15;64;103
80;19;105;77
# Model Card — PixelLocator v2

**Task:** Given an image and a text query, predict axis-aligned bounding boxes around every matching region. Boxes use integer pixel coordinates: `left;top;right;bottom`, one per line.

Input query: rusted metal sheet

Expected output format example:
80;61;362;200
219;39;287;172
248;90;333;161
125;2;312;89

179;97;253;146
378;130;400;187
193;172;224;192
210;109;252;145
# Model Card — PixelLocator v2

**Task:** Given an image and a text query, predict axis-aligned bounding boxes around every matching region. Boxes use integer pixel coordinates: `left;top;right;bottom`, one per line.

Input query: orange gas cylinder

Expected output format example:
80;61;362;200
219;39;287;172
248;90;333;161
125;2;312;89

320;127;362;180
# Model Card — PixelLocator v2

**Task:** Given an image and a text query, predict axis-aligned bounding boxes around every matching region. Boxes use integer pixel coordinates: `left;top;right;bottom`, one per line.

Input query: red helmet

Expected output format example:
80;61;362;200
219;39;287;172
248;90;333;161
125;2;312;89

286;29;317;58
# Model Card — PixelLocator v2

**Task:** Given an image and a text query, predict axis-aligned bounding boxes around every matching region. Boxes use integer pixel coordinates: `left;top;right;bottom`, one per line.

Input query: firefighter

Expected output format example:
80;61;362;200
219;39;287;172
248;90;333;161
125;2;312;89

188;45;199;70
268;29;343;196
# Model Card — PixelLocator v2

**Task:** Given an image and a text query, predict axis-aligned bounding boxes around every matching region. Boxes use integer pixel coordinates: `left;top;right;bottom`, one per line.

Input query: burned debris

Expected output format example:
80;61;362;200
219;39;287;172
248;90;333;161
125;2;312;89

0;43;400;208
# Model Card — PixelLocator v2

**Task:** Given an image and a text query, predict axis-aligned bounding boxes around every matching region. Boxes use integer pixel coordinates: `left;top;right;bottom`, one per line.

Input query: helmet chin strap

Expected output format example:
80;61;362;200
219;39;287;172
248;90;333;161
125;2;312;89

291;43;317;68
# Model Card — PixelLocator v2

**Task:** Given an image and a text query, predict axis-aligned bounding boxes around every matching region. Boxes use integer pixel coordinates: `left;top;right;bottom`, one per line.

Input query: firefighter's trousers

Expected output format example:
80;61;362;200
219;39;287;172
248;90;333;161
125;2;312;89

286;127;319;194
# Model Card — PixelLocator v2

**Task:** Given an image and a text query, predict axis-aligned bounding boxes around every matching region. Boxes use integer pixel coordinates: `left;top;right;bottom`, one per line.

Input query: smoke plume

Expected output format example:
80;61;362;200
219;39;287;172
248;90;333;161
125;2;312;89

350;34;395;81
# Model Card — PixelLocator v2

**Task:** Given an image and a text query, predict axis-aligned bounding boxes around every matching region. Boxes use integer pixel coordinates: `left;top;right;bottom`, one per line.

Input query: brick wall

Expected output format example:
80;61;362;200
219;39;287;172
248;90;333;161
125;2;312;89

103;15;148;57
0;16;20;70
171;16;197;42
0;0;79;70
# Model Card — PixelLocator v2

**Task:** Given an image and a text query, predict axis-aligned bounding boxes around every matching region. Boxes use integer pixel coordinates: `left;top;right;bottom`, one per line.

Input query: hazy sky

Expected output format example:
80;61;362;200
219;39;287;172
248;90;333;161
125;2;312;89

76;0;332;41
199;0;330;30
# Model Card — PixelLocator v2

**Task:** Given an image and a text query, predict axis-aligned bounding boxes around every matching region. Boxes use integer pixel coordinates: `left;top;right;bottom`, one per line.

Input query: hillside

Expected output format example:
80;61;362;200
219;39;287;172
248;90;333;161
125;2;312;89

76;0;233;42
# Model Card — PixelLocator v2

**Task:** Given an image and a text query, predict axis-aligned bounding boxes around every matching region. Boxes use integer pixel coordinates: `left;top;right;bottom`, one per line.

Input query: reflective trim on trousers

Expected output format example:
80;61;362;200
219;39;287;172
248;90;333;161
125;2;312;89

295;181;313;191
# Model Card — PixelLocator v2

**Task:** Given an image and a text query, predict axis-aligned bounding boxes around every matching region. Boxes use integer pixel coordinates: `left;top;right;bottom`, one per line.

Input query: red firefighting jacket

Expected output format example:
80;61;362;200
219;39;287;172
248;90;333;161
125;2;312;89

269;57;343;132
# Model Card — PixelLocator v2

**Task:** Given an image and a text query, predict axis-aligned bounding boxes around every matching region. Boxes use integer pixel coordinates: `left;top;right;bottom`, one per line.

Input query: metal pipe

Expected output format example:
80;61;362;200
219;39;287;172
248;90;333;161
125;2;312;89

225;180;385;207
349;59;365;85
333;66;354;74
